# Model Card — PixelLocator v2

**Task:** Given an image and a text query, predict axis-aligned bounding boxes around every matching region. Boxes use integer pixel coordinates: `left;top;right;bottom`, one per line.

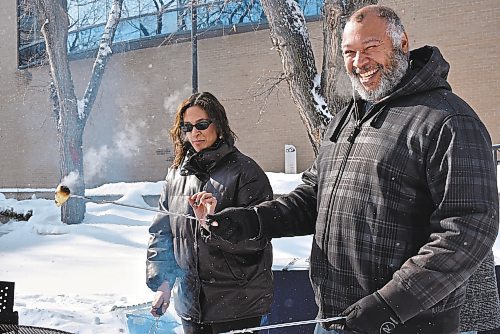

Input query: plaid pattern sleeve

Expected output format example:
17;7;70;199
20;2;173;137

379;112;499;322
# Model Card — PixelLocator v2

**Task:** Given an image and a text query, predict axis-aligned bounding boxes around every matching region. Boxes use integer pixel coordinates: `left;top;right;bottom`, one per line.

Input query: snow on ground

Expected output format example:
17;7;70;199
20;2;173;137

0;170;499;333
0;173;308;333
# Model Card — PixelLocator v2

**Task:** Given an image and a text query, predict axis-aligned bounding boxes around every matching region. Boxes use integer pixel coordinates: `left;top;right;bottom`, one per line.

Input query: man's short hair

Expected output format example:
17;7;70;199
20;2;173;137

349;5;406;49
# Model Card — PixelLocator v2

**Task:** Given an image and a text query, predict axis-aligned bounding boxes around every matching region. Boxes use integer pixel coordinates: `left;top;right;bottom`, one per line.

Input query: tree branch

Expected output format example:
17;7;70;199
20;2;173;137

261;0;331;154
80;0;124;124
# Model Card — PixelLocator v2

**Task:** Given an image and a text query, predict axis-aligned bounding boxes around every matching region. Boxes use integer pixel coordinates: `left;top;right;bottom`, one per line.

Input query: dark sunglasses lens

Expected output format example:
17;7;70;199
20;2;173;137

181;120;212;132
180;123;193;132
194;120;211;130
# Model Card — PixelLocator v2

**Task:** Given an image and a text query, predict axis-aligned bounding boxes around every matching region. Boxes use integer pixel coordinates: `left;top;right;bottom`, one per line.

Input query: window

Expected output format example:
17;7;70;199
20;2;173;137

18;0;46;68
17;0;323;69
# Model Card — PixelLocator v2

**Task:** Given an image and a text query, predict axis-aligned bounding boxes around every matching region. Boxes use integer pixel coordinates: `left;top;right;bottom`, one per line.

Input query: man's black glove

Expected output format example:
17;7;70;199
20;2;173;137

207;207;259;243
321;317;347;331
341;292;401;334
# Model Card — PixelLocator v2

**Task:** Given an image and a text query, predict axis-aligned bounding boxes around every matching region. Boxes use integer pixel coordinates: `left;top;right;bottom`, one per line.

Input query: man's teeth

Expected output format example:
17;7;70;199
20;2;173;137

359;68;378;78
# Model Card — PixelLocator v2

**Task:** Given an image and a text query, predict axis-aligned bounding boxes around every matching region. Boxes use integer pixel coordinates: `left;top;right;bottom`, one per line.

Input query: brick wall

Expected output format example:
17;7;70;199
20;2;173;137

381;0;500;146
0;1;498;189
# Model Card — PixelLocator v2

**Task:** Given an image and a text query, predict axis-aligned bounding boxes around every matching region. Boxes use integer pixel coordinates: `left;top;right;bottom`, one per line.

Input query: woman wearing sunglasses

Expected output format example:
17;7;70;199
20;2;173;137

146;92;274;334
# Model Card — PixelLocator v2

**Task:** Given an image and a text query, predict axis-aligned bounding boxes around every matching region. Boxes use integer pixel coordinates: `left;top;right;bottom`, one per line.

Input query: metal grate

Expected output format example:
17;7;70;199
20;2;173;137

0;325;73;333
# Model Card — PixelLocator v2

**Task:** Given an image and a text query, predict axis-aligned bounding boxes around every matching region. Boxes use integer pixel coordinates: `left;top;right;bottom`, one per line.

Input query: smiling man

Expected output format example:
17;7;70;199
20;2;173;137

207;5;499;334
342;7;409;103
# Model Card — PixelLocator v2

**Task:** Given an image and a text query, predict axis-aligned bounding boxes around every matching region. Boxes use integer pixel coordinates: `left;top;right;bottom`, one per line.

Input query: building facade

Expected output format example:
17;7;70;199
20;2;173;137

0;0;498;189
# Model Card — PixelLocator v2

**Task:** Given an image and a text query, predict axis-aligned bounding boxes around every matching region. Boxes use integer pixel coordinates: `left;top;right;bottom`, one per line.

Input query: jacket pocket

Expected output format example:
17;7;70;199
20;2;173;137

222;252;248;281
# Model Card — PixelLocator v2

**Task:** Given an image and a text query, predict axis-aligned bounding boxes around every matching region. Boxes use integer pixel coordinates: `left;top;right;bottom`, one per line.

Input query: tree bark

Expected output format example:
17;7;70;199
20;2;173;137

260;0;332;155
35;0;124;224
36;0;85;224
80;0;124;121
261;0;378;154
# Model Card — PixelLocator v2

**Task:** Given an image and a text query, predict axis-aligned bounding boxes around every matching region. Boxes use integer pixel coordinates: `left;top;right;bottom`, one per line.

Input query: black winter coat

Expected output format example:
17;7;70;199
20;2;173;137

254;46;499;332
146;139;274;323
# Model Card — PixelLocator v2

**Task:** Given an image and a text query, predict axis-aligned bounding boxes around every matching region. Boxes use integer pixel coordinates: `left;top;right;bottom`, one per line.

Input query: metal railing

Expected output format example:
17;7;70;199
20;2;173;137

493;144;500;165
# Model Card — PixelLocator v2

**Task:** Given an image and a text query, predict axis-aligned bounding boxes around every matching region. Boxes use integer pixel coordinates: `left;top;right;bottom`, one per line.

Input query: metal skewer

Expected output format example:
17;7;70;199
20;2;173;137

54;184;207;222
72;194;201;220
221;316;346;333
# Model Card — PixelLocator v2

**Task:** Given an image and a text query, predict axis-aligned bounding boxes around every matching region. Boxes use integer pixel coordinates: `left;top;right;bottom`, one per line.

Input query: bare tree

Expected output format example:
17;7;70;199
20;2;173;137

34;0;124;224
260;0;377;154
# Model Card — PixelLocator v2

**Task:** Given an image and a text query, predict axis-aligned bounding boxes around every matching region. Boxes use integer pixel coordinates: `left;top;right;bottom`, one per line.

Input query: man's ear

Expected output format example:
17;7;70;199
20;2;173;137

401;31;409;53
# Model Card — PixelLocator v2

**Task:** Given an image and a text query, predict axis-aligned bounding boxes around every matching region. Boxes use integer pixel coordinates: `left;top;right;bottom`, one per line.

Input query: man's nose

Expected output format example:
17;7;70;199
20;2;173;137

352;51;368;69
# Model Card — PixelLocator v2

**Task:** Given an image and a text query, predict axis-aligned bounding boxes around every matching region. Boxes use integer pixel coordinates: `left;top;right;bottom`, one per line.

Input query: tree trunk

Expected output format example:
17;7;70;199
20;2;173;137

260;0;332;155
36;0;85;224
35;0;124;224
321;0;378;117
261;0;378;154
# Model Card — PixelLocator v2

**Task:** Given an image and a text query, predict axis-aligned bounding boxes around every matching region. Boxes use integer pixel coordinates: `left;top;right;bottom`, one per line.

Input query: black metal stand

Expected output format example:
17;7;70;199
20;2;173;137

0;325;73;334
0;281;18;326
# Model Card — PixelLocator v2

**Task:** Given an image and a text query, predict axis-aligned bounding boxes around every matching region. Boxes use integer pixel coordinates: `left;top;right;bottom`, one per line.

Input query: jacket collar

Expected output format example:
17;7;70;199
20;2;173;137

180;138;236;180
330;46;451;142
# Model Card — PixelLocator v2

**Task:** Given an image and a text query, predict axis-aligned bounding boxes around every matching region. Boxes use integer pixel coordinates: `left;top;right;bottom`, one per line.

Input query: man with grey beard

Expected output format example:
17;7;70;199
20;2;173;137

205;5;499;334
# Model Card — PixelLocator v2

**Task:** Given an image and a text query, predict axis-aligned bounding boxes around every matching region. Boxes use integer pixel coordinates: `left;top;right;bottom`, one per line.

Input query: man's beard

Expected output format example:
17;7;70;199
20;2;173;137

348;48;409;102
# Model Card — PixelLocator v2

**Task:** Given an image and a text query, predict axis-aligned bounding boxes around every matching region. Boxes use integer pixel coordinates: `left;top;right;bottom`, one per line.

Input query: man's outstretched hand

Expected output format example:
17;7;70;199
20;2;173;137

207;207;259;243
342;292;400;334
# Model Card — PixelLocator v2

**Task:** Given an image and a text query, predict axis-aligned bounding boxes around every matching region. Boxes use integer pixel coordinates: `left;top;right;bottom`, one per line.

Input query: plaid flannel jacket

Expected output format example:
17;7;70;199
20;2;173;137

257;46;499;324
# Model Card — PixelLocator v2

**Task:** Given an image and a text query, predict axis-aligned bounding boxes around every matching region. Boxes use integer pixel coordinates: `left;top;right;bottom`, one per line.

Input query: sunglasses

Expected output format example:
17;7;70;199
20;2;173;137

180;119;212;133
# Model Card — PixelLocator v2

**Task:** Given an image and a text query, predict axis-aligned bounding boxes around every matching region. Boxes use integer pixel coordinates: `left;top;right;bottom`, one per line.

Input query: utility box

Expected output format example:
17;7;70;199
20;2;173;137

285;145;297;174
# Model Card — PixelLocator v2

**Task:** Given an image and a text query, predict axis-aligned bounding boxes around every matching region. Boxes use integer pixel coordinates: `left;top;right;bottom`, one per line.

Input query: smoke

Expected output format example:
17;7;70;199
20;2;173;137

83;87;191;185
163;85;191;115
114;121;143;158
84;145;111;182
61;171;80;190
84;120;143;183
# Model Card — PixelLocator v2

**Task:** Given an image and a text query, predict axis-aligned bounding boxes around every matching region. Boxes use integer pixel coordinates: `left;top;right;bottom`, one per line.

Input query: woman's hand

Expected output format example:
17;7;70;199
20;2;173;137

150;281;171;317
188;191;217;230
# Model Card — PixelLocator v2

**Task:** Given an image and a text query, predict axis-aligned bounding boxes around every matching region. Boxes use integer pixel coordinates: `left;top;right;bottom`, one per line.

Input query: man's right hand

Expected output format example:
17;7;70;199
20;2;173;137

207;207;260;243
341;292;400;334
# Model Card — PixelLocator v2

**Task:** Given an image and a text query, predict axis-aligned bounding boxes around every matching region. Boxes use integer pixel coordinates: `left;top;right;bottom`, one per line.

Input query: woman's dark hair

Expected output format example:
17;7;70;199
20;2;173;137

170;92;237;168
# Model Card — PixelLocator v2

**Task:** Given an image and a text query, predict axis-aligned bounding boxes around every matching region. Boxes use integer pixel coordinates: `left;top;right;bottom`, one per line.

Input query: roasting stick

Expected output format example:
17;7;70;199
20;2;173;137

54;184;209;223
221;316;347;333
